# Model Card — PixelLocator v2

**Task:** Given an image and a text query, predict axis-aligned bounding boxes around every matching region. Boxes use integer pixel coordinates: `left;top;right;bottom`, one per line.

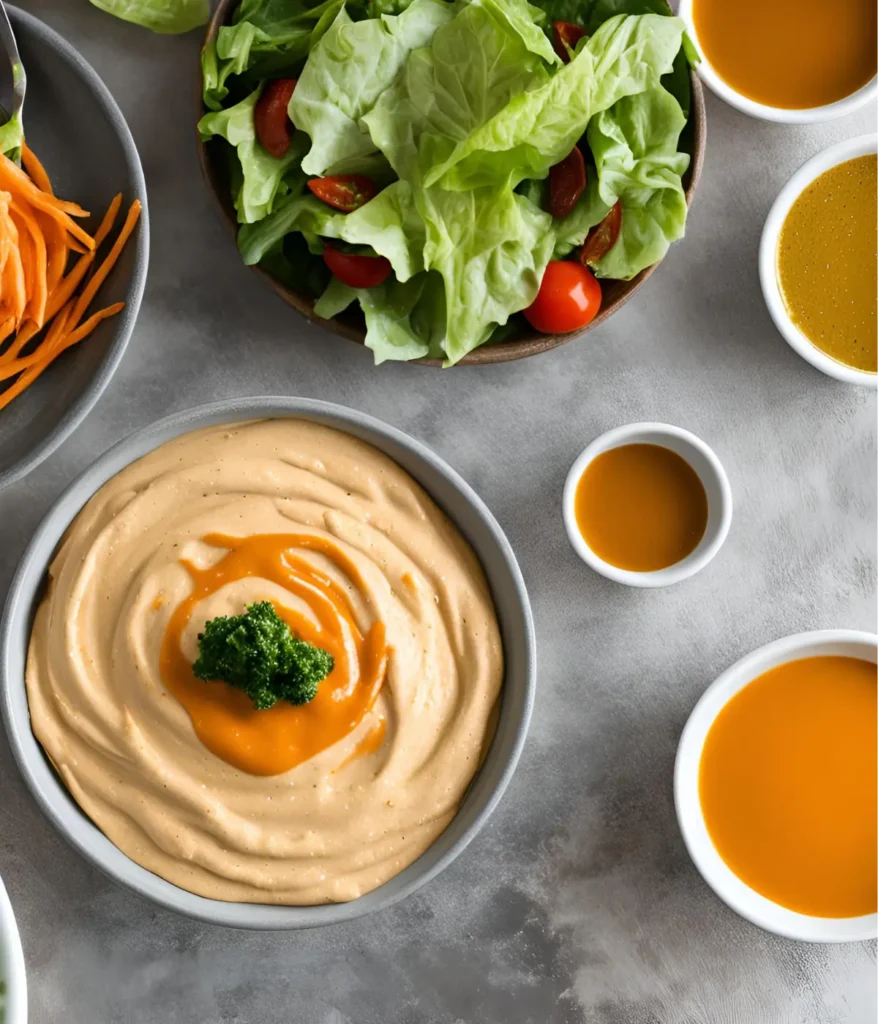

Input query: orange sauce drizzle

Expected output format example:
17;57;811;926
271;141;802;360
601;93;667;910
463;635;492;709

159;533;389;776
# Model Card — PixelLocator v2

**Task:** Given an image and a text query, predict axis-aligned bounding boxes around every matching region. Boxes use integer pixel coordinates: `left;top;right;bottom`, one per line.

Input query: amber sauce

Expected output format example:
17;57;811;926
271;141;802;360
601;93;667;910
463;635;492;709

700;656;877;918
778;156;877;373
692;0;877;109
159;533;389;776
574;444;708;572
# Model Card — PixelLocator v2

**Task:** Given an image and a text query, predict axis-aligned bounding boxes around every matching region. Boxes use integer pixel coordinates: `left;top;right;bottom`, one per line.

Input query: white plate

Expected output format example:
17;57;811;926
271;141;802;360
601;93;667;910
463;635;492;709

0;875;27;1024
675;630;878;942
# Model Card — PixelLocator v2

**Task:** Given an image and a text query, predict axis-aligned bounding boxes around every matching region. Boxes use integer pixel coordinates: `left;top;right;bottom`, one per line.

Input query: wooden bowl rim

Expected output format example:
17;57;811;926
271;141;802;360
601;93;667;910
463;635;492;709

197;1;706;367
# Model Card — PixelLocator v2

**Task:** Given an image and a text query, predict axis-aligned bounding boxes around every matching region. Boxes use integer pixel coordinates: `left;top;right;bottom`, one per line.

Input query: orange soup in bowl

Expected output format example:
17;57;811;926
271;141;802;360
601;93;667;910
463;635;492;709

699;656;877;918
692;0;877;110
573;443;708;572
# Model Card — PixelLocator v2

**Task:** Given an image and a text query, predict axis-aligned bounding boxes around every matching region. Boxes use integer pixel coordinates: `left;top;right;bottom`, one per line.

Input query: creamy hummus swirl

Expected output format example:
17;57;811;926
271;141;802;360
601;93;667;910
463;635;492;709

26;419;503;905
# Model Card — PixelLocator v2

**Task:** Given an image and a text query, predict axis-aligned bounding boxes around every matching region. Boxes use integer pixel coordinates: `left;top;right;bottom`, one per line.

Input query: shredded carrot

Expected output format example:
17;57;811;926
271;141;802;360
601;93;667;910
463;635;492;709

55;302;124;352
0;360;43;411
0;148;137;414
21;145;53;194
11;201;48;326
65;200;140;336
0;301;73;381
0;154;94;249
93;194;122;249
0;318;38;365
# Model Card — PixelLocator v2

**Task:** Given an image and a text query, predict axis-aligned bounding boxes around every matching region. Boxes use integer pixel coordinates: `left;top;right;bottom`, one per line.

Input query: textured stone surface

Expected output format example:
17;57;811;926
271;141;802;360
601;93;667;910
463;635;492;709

0;3;876;1021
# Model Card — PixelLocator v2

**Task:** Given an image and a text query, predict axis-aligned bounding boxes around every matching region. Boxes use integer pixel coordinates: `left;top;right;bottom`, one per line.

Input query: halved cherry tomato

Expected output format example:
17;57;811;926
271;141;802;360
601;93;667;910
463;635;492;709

254;78;297;158
307;175;379;212
553;21;587;63
524;260;601;334
549;146;586;219
580;201;623;266
323;246;392;289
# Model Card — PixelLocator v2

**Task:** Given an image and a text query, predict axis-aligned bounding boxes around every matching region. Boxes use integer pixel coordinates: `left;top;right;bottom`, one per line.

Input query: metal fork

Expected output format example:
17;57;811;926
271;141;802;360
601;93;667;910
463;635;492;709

0;0;25;151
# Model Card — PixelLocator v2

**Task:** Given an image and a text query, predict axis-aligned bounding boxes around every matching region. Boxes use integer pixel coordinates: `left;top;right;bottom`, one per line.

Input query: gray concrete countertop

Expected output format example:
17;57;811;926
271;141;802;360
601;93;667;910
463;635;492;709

1;3;876;1021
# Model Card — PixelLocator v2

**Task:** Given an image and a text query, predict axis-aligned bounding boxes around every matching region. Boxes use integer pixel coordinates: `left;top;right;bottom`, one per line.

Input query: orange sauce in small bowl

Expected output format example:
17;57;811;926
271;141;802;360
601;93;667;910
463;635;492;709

692;0;877;110
700;656;877;918
574;443;708;572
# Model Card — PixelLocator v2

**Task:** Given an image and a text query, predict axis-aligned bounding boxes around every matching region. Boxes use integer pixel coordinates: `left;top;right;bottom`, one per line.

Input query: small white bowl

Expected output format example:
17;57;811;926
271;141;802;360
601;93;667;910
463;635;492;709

0;875;27;1024
675;630;878;943
759;135;877;389
562;423;732;588
676;0;877;123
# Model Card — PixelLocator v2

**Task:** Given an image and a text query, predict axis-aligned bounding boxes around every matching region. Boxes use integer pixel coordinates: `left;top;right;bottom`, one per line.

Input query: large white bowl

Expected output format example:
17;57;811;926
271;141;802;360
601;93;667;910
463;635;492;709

562;422;732;588
759;135;877;388
675;630;878;942
0;875;27;1024
676;0;877;123
0;398;536;929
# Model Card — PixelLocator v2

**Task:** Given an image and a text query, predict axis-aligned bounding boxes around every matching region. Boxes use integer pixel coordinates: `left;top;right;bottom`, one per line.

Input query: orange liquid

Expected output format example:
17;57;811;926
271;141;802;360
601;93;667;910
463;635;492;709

574;443;708;572
159;533;389;776
692;0;877;109
700;656;877;918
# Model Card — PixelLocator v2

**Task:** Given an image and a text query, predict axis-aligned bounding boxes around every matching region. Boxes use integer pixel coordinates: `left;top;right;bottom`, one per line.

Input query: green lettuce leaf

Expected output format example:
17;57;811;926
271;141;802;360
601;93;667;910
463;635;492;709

418;186;554;364
237;184;340;263
362;1;548;182
199;87;307;223
322;180;425;279
315;271;446;361
585;83;688;278
89;0;208;32
290;0;454;176
530;0;695;115
0;111;23;163
426;12;684;190
202;0;347;111
472;0;560;67
259;233;330;295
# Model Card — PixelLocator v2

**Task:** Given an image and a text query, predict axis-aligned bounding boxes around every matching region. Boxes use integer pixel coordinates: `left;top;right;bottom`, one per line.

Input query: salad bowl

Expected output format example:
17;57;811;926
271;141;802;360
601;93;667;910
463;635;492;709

198;0;705;366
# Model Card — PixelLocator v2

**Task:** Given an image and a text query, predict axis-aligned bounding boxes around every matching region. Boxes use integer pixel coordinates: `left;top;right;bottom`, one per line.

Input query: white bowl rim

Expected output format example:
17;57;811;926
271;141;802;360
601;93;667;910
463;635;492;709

0;875;27;1024
675;629;878;943
0;397;536;930
676;0;878;123
758;134;878;389
562;422;732;588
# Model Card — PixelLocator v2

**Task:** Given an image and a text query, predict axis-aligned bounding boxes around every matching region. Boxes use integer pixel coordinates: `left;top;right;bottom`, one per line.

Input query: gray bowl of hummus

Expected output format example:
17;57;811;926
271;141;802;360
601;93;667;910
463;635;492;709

0;397;535;928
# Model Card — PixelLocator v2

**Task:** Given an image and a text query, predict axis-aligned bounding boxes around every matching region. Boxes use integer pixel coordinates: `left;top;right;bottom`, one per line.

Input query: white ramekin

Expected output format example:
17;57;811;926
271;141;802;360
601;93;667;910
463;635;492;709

562;423;732;588
676;0;877;123
759;134;877;388
0;875;27;1024
675;630;878;943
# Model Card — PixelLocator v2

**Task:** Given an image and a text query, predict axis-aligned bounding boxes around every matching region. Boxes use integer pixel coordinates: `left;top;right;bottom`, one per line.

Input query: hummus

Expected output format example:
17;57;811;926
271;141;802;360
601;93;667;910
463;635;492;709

26;419;503;905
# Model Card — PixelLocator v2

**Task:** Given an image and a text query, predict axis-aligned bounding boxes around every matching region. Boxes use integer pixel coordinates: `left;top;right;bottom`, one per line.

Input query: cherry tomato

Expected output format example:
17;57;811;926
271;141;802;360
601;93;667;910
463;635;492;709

548;146;586;219
524;260;601;334
254;78;297;158
553;21;587;63
307;175;379;212
323;246;392;289
580;201;623;266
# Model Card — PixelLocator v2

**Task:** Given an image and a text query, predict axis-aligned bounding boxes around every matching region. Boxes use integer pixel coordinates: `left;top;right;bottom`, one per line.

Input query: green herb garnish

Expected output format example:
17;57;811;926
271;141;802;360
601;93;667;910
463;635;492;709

193;601;334;710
